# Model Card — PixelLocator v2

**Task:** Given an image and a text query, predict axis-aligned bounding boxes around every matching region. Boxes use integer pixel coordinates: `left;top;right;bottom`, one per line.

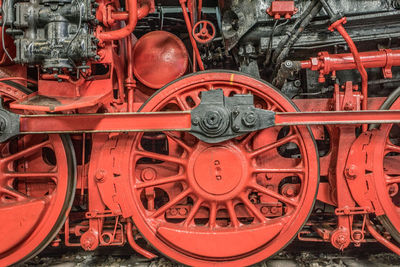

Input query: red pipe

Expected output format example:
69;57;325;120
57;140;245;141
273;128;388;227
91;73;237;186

97;0;151;42
366;220;400;255
111;5;151;21
126;220;157;259
126;34;135;112
328;18;368;130
179;0;204;71
197;0;203;21
301;50;400;73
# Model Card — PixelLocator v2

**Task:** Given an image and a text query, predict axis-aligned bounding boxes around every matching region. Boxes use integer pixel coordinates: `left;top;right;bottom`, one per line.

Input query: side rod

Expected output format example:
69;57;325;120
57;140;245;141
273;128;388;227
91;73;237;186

275;110;400;126
19;111;192;134
18;110;400;135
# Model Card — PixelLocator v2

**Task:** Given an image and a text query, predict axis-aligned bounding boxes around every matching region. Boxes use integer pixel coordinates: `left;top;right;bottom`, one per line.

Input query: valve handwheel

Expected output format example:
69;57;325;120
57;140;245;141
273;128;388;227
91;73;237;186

124;71;319;266
193;20;216;44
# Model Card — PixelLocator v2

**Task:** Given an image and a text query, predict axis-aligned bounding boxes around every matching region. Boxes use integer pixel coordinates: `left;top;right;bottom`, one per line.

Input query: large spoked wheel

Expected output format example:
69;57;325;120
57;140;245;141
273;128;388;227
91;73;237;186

371;89;400;243
0;82;76;266
129;71;319;266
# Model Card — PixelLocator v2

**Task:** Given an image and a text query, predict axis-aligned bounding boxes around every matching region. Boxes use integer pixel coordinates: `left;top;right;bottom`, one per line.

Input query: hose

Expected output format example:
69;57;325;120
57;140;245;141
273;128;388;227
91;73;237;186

271;0;319;64
274;2;322;67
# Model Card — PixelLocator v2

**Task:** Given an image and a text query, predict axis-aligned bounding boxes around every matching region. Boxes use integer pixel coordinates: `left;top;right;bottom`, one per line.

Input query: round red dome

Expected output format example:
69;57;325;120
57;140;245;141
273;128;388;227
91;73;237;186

132;31;189;89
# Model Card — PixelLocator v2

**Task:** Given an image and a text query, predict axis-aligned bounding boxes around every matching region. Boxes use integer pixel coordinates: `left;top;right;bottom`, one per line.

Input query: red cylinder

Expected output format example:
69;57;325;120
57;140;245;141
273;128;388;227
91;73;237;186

132;31;188;89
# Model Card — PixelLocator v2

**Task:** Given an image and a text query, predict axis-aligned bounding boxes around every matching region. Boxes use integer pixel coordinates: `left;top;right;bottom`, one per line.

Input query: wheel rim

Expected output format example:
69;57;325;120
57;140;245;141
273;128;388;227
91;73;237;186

372;97;400;241
0;86;76;266
129;72;319;266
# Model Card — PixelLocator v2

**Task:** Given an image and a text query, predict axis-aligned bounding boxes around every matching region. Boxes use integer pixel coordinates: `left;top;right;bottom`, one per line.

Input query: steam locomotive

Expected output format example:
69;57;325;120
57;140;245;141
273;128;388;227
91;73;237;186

1;0;400;266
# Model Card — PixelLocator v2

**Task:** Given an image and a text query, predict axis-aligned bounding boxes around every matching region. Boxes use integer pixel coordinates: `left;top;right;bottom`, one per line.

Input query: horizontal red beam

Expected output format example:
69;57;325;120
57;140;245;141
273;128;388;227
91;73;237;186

20;112;192;134
275;110;400;125
18;110;400;135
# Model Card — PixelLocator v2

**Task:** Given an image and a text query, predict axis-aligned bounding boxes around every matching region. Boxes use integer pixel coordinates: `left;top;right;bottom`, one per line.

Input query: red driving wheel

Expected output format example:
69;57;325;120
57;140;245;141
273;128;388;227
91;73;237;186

371;94;400;242
0;82;76;266
128;71;319;266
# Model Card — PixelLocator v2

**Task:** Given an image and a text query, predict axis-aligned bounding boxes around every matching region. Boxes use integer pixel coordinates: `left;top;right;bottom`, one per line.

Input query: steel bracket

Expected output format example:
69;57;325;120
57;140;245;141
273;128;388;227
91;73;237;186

0;100;20;143
190;89;275;143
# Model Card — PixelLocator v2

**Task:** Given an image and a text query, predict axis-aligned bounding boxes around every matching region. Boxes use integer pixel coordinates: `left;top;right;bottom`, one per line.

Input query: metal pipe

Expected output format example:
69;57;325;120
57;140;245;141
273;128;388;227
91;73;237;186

366;220;400;256
97;0;151;42
111;5;152;21
329;18;368;131
179;0;204;70
126;220;157;259
301;49;400;75
126;34;135;112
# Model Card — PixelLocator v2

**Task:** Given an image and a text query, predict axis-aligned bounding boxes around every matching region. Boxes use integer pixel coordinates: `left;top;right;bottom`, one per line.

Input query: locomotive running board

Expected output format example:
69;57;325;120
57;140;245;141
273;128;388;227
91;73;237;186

1;89;400;143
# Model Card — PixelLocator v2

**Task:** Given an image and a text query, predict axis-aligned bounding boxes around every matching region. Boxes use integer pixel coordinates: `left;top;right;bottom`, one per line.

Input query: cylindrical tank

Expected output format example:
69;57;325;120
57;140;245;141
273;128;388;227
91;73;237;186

132;31;188;89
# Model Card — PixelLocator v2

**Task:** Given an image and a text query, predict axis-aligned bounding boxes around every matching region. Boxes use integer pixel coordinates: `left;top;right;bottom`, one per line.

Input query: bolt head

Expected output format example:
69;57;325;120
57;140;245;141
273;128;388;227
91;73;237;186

260;206;269;214
284;60;294;68
232;125;240;132
141;167;156;181
192;117;200;125
95;169;106;182
242;111;257;127
203;111;222;129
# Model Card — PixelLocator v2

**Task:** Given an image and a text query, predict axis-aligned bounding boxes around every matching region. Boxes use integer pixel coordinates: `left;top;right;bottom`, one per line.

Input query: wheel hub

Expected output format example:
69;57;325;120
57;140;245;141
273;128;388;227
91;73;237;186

191;144;245;197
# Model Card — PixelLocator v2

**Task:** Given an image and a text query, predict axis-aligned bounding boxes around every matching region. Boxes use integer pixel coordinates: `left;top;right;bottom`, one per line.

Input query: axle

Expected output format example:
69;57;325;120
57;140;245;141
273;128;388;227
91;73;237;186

2;90;400;143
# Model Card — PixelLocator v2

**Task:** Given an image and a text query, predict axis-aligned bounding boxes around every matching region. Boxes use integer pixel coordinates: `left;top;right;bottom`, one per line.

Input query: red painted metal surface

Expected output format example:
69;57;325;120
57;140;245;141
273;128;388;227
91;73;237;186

19;112;191;133
126;72;319;266
13;109;400;135
1;1;400;266
267;1;297;19
0;87;75;266
132;31;189;88
301;50;400;80
96;0;153;42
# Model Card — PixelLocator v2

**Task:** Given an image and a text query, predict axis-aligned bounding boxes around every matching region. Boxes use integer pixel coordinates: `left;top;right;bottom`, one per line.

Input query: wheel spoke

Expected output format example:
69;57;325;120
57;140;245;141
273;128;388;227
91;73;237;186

249;134;297;158
136;150;186;165
386;143;400;154
183;198;203;227
151;189;191;218
269;104;279;112
386;175;400;185
164;132;193;153
226;200;240;228
175;96;190;110
2;140;50;163
250;182;298;207
240;194;267;223
190;92;202;106
241;131;258;147
135;174;186;189
0;186;29;200
252;167;304;174
208;202;217;228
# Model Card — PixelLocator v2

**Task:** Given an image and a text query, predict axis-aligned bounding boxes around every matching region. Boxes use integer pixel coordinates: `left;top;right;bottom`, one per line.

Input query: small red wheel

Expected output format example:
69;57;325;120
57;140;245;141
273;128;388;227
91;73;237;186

192;20;216;44
126;71;319;266
370;92;400;242
0;82;76;266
